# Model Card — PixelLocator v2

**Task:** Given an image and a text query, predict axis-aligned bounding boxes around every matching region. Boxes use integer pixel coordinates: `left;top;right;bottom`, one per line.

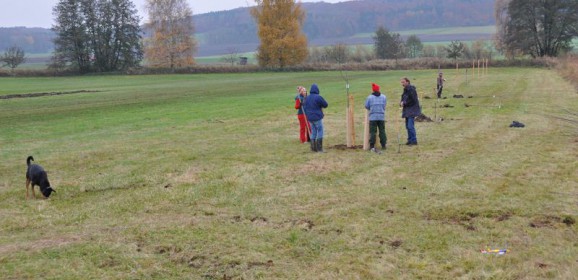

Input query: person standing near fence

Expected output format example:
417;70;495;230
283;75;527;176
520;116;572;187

400;77;420;146
365;83;387;154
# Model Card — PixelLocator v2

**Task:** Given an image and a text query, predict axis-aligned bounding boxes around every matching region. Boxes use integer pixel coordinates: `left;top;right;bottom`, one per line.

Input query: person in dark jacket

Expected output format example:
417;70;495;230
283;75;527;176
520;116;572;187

436;72;445;99
400;77;421;145
294;86;310;143
304;84;329;152
365;83;387;153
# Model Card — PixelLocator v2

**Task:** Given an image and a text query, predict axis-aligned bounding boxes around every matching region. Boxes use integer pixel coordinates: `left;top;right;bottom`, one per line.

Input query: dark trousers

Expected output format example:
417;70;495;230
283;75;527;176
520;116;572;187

437;85;443;98
369;120;386;148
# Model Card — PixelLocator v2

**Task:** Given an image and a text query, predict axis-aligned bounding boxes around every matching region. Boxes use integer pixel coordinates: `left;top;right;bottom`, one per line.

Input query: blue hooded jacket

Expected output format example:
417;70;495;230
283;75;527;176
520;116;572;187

303;84;328;122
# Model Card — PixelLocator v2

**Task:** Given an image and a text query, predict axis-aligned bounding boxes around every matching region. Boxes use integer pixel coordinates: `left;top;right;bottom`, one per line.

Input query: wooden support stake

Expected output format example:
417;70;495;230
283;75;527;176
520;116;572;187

363;109;369;150
346;94;355;147
477;59;480;78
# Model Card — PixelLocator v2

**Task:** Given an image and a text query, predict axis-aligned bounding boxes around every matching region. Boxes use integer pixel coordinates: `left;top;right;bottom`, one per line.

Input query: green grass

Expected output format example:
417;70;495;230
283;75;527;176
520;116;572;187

196;52;257;65
0;69;577;279
352;25;496;39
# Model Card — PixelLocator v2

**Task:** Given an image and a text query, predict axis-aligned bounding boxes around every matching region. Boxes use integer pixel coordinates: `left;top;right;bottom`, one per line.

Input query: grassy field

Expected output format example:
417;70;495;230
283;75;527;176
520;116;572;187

353;25;496;39
0;68;576;279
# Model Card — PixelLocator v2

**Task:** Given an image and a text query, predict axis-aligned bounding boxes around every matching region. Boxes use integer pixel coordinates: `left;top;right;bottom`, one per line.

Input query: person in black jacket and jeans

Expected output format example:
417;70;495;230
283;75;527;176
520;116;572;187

400;77;421;145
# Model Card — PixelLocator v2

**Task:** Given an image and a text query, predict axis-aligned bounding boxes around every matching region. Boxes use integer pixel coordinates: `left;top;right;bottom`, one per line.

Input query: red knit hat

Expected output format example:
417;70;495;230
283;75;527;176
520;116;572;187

372;83;380;92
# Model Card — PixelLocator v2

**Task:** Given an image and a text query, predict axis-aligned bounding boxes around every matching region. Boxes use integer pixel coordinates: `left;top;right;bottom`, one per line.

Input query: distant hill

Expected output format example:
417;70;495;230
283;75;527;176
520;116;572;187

194;0;495;55
0;27;55;54
0;0;495;57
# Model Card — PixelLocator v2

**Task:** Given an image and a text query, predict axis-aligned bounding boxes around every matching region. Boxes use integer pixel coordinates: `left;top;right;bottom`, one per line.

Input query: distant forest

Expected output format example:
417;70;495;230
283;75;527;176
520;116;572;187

0;0;495;56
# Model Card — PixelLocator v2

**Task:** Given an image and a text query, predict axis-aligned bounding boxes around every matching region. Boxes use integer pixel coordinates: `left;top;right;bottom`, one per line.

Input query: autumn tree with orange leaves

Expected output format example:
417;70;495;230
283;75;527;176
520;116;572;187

251;0;308;68
145;0;197;69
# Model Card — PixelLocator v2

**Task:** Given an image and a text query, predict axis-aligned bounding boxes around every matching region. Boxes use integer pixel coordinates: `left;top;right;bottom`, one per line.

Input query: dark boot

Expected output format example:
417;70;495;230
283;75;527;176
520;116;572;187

317;138;325;153
310;139;317;152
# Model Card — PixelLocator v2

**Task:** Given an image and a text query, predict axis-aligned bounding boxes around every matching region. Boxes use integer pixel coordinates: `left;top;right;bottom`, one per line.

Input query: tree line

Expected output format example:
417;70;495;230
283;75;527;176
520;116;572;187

2;0;576;73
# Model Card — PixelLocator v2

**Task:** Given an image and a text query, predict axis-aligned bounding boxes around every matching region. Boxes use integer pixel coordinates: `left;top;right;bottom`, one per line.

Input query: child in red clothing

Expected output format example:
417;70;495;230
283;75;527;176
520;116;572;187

294;86;310;143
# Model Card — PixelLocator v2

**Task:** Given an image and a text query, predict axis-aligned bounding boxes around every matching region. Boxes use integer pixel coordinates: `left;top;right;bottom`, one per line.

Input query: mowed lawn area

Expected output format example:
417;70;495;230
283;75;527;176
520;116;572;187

0;69;576;279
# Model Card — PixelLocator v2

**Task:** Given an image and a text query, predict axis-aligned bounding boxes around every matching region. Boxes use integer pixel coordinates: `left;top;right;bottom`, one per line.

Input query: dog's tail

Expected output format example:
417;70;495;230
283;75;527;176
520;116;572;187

27;156;34;166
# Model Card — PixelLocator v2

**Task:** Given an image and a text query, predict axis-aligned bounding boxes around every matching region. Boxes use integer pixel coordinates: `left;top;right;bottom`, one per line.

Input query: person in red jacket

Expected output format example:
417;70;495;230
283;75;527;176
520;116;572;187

294;86;310;143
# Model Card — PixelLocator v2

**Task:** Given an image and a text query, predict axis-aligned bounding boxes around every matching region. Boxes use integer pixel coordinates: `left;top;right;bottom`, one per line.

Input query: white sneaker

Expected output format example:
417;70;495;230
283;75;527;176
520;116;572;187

370;148;382;154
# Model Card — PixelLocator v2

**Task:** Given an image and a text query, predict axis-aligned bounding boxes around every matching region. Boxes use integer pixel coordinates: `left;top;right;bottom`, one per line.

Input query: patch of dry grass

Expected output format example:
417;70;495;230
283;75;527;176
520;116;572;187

556;54;578;91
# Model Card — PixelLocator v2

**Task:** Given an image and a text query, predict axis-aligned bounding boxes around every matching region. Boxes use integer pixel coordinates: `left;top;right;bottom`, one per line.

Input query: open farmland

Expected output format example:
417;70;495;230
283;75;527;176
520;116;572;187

0;69;576;279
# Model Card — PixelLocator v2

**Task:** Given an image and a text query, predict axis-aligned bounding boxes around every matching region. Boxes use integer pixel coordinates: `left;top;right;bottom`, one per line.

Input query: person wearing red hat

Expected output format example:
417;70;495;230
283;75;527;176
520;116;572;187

365;83;387;153
294;86;310;143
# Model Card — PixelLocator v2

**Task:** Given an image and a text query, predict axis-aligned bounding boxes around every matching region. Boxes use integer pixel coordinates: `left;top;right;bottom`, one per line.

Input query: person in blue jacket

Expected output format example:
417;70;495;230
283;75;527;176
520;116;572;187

365;83;387;153
303;84;329;152
400;77;421;145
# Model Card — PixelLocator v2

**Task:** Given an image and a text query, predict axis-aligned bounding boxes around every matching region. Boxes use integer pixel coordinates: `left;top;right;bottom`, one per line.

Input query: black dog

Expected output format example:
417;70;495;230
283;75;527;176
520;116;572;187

26;156;55;199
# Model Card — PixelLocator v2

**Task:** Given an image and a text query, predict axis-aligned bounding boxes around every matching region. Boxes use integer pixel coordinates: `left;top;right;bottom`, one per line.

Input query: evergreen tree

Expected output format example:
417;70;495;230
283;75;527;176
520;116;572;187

373;26;404;60
445;40;465;62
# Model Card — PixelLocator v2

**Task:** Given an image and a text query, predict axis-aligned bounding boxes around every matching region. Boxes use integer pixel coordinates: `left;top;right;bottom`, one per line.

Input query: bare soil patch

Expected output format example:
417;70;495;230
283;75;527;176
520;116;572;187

0;90;100;99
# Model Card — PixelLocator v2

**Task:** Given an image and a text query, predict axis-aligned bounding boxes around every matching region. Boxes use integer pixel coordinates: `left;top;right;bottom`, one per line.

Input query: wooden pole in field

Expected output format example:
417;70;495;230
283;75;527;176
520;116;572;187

472;60;475;80
455;62;459;94
363;109;369;150
477;59;481;78
346;94;355;147
346;104;351;147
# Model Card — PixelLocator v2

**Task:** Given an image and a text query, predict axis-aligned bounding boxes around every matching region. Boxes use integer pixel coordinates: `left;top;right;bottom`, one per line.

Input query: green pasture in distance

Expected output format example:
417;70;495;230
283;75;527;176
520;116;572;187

0;69;576;279
352;25;496;39
196;52;257;65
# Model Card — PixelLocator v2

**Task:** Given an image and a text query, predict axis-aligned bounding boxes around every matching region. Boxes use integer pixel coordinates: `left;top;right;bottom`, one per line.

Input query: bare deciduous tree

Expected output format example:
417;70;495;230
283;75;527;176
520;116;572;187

221;47;240;66
1;46;26;71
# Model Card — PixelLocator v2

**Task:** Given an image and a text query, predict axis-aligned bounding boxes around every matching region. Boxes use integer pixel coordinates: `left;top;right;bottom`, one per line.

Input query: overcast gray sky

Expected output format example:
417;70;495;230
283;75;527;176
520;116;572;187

0;0;344;28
